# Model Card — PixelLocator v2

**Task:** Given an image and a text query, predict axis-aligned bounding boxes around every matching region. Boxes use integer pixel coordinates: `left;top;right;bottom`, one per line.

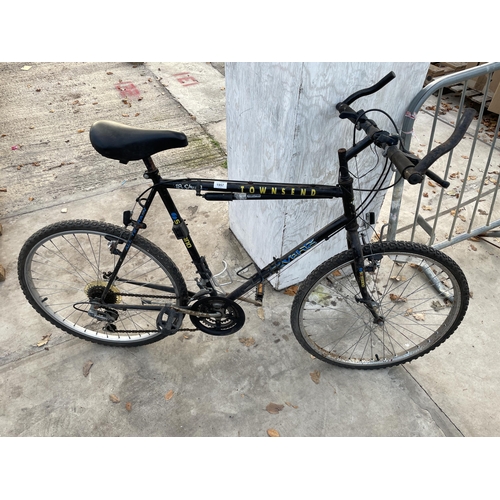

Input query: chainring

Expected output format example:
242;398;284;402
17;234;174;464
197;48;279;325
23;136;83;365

189;296;245;336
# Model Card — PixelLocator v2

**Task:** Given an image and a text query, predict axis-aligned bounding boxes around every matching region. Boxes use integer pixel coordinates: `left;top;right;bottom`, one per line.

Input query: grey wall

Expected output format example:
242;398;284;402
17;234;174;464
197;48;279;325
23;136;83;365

226;62;429;289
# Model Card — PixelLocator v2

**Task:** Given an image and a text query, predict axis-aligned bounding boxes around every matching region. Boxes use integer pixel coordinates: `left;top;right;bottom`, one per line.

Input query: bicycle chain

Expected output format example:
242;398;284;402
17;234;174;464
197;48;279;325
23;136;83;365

100;293;198;333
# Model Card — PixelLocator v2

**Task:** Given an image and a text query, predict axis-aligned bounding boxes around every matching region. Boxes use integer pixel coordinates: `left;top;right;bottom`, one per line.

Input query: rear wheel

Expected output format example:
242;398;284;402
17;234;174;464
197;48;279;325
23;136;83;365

291;241;469;369
18;219;188;346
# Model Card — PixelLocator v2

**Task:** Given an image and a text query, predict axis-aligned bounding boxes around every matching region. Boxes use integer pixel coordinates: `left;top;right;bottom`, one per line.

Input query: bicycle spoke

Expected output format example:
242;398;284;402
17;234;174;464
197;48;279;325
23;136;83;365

20;222;187;345
292;242;468;368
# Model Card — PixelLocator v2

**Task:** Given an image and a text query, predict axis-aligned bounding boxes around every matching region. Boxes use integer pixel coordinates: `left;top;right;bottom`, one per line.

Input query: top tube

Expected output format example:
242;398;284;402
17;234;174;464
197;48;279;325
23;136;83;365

159;178;343;200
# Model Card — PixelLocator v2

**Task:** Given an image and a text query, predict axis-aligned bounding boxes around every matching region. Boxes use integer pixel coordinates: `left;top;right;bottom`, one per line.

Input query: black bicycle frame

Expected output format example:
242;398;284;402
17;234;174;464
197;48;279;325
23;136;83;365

102;141;378;310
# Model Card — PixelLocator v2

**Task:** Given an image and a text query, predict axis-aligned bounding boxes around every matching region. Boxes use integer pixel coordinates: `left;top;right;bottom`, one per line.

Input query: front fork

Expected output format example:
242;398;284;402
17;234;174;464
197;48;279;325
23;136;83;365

338;149;384;325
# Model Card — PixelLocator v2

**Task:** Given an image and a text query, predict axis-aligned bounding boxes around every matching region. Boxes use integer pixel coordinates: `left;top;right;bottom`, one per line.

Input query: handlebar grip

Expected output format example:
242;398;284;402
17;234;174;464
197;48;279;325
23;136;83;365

336;102;355;115
388;108;476;189
386;147;451;188
415;107;476;174
339;72;396;107
385;146;423;184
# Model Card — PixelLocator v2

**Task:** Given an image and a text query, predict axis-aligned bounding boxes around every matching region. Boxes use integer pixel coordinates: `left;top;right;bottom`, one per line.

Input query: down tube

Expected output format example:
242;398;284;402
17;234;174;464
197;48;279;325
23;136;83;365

226;214;350;300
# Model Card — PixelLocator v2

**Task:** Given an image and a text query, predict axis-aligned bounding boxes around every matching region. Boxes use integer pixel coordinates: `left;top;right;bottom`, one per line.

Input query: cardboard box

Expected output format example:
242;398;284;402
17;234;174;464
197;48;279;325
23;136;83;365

465;62;500;114
489;87;500;114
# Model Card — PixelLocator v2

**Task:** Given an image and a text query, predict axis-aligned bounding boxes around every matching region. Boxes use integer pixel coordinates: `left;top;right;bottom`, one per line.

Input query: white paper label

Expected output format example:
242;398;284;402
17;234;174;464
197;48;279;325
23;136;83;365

214;181;227;189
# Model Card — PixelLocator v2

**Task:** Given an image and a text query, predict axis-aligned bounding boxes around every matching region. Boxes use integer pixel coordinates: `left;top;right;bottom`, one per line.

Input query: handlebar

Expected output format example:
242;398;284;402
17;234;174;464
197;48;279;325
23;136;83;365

336;73;477;188
341;71;396;106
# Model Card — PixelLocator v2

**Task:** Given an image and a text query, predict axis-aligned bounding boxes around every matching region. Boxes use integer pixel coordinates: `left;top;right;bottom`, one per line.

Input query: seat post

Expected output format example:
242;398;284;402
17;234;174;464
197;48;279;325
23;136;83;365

143;157;162;184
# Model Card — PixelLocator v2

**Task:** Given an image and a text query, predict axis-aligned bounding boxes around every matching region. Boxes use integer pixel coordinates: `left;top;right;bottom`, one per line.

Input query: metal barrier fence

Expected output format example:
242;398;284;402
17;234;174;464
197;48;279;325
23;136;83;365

384;62;500;250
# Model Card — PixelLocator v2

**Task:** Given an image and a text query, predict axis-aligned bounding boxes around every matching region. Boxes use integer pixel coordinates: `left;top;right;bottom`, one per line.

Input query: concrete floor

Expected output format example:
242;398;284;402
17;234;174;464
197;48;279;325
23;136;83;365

1;62;499;437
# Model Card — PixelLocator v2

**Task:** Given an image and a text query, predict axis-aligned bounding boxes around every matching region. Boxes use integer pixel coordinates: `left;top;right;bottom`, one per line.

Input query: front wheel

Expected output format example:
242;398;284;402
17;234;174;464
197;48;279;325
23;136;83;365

290;241;469;369
18;219;188;346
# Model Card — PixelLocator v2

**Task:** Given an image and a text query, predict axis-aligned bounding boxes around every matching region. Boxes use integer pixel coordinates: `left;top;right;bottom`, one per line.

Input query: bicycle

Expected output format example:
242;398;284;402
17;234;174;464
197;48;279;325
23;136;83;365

18;71;476;369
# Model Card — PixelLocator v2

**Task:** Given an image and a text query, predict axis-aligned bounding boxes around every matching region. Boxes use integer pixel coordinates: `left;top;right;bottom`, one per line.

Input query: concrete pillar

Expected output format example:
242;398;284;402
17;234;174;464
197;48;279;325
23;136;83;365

225;62;429;289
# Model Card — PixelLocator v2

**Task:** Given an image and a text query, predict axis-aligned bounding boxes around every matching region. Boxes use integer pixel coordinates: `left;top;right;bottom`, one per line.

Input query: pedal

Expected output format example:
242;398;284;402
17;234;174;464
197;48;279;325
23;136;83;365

156;305;184;336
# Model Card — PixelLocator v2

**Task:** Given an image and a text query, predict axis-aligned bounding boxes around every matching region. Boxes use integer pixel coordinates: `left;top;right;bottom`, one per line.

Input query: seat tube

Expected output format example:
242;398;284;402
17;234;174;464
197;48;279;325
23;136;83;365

143;158;214;286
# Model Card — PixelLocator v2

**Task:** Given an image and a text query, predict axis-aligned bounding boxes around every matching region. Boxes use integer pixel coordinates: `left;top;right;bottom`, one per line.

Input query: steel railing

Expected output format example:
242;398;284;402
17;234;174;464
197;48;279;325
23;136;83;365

384;62;500;250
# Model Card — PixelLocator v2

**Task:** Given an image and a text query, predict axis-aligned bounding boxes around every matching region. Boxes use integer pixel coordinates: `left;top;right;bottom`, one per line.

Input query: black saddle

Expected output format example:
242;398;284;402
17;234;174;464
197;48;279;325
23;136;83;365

89;120;188;164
